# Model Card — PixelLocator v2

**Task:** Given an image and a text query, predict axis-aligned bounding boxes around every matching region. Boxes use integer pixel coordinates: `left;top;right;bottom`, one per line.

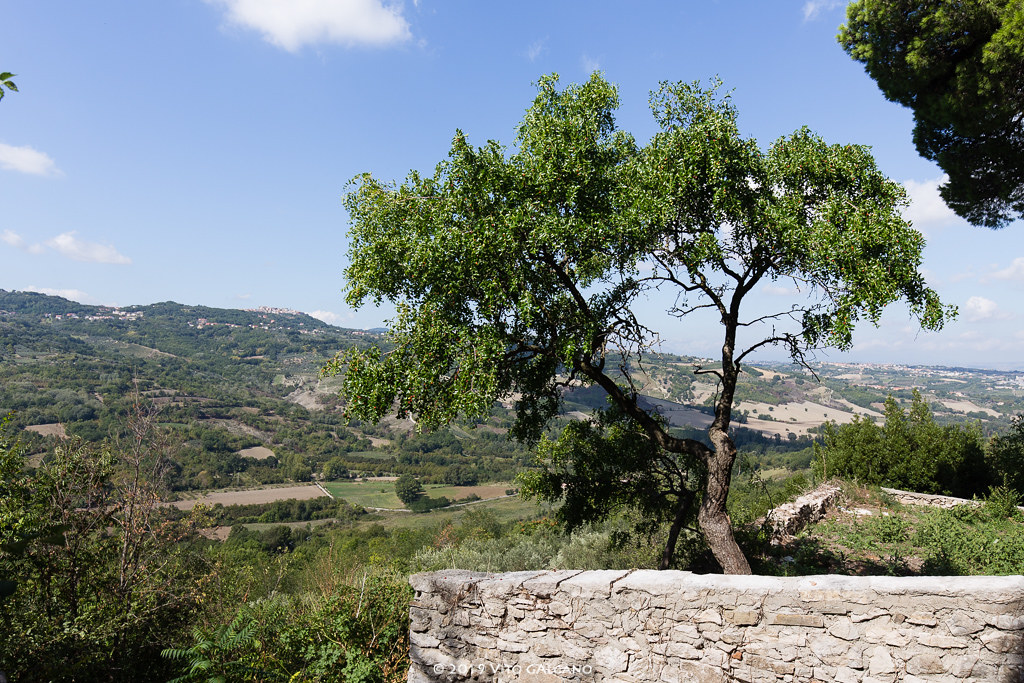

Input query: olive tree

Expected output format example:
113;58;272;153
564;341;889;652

326;74;952;573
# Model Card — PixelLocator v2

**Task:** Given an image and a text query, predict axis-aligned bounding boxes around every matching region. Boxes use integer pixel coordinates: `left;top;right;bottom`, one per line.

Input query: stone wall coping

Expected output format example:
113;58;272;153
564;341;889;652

411;569;1024;599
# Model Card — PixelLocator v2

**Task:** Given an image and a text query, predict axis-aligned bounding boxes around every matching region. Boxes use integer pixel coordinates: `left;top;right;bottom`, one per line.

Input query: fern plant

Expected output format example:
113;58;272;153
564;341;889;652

162;607;283;683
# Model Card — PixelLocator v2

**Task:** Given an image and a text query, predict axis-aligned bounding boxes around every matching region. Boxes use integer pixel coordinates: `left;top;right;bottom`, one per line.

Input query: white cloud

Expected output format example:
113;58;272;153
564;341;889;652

526;39;546;62
2;230;45;254
991;257;1024;282
208;0;411;51
581;54;600;74
1;230;25;248
309;309;349;326
963;295;1009;322
902;175;960;232
45;231;132;264
0;143;61;176
22;286;96;304
802;0;844;21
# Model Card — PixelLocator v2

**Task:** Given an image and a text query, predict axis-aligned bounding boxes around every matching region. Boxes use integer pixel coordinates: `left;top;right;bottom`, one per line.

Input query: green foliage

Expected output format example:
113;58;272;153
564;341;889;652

520;406;701;567
407;495;451;513
0;434;207;681
0;72;16;101
329;72;951;573
987;415;1024;493
413;512;666;573
914;502;1024;574
393;473;423;505
163;572;412;683
815;390;990;497
839;0;1024;227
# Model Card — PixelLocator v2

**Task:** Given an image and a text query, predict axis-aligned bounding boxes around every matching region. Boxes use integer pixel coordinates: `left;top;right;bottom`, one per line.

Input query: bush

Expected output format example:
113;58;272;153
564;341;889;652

164;571;412;683
815;390;991;497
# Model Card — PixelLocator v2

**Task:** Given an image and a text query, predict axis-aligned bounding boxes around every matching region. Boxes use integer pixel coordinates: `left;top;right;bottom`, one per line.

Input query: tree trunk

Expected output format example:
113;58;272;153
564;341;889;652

700;427;751;574
659;491;696;570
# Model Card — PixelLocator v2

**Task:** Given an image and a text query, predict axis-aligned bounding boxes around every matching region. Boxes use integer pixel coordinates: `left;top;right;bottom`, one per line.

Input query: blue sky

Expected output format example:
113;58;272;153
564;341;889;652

2;1;1022;368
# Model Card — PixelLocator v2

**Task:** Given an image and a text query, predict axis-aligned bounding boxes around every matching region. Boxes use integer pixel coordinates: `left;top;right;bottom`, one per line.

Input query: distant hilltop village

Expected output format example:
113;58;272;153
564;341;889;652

244;306;303;316
43;307;144;322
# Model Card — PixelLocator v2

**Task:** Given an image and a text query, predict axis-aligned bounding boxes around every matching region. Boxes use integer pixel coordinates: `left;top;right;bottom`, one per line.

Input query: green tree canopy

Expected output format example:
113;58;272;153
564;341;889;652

394;473;423;506
839;0;1024;228
327;74;952;573
815;390;990;497
988;415;1024;494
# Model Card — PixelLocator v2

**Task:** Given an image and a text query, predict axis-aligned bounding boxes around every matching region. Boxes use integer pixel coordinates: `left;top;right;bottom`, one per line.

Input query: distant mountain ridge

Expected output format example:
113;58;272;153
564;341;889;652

0;289;341;333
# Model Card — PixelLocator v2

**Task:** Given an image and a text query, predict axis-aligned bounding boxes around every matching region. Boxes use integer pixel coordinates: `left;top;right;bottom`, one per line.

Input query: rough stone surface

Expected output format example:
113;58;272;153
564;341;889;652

408;571;1024;682
764;483;842;539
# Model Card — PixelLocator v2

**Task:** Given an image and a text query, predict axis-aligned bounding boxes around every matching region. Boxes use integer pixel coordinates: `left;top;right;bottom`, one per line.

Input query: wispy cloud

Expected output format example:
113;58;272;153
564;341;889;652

581;54;600;74
18;229;132;262
3;230;45;254
207;0;412;51
22;286;96;304
802;0;844;21
526;38;546;62
902;175;960;233
990;257;1024;282
0;143;62;177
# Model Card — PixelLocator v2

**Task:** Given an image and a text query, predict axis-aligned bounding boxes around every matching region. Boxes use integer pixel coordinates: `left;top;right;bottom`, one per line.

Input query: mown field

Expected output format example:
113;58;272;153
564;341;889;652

322;480;513;509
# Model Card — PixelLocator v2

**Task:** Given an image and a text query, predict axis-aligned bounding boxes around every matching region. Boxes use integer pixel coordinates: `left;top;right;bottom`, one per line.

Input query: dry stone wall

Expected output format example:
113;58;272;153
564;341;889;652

409;570;1024;683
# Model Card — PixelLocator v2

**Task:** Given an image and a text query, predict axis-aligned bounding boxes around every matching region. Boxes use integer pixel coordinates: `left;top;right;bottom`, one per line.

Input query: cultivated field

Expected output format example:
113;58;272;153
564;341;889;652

25;423;66;438
322;480;512;510
237;445;275;460
169;484;328;510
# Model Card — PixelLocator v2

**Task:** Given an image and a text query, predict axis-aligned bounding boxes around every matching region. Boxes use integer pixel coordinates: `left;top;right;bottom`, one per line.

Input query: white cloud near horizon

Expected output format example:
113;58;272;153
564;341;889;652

207;0;412;51
309;309;350;326
45;232;132;264
802;0;843;21
902;175;959;233
0;143;62;176
22;286;96;304
963;295;1009;322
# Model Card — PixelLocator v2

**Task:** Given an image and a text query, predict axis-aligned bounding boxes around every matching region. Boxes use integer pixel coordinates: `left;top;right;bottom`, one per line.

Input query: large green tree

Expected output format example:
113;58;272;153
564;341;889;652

328;74;952;573
839;0;1024;228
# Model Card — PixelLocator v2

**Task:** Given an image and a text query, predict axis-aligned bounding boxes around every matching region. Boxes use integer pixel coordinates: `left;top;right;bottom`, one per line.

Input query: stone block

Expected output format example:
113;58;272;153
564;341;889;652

666;642;702;660
981;630;1018;653
496;638;529;653
769;613;824;628
724;609;760;626
694;608;723;625
906;652;946;675
850;607;888;623
827;618;859;641
410;631;440;648
918;633;965;648
593;642;629;673
906;612;937;626
945;612;983;636
867;646;895;675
